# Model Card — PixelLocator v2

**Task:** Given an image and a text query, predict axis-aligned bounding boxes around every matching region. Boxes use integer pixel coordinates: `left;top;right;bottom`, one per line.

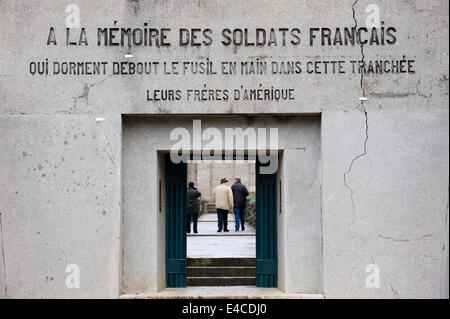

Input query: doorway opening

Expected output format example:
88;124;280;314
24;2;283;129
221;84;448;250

186;158;256;286
121;114;322;296
165;153;278;288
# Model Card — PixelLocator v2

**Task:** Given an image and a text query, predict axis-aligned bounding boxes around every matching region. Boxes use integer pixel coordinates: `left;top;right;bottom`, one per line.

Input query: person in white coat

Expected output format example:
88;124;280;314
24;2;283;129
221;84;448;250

213;178;234;232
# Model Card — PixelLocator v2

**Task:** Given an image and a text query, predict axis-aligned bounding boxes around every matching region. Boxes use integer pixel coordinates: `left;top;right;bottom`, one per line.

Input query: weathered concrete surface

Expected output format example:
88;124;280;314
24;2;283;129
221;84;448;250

0;115;121;298
322;111;449;298
281;147;322;294
0;0;447;115
0;0;448;299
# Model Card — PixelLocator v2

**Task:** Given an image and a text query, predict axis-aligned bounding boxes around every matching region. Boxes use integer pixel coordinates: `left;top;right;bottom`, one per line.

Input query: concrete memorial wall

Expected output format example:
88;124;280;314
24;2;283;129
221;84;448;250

0;0;448;298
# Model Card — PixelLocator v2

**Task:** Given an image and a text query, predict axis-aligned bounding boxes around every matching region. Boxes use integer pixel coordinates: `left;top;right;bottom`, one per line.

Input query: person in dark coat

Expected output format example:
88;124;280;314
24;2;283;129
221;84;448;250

231;178;249;231
186;182;201;233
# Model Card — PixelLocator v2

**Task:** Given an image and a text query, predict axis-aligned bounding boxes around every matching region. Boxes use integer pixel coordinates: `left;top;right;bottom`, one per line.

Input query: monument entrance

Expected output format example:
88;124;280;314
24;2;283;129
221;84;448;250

121;115;321;296
165;154;278;288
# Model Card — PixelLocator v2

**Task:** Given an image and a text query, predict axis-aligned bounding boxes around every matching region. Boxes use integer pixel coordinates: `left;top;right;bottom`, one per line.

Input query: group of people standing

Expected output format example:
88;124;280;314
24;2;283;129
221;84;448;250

186;178;249;233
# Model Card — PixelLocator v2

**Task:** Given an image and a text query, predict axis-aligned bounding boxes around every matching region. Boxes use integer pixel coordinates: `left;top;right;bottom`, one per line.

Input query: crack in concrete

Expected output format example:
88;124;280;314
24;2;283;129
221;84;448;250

353;0;366;99
408;242;437;260
387;280;401;299
6;76;114;115
105;143;117;166
6;110;84;115
70;75;114;113
343;111;368;239
6;110;27;115
96;119;118;168
378;233;433;243
0;211;7;296
378;233;438;260
343;0;369;239
371;257;402;298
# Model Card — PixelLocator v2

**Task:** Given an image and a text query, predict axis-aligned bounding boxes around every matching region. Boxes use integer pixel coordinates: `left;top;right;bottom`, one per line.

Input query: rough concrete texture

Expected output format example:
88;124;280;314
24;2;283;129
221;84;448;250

0;115;121;298
0;0;448;298
322;111;449;298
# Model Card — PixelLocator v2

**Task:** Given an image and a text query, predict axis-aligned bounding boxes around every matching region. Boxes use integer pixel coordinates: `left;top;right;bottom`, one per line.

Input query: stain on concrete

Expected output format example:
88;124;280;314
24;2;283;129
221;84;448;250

105;143;117;165
128;0;140;16
72;83;90;110
366;80;433;99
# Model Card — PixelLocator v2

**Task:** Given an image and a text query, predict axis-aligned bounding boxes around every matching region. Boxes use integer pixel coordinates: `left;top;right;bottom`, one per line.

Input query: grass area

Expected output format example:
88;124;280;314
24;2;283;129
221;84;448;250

247;195;256;200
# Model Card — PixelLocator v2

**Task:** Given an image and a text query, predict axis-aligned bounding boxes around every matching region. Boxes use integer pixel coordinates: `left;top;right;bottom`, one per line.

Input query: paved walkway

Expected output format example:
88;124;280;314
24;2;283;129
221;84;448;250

187;213;256;258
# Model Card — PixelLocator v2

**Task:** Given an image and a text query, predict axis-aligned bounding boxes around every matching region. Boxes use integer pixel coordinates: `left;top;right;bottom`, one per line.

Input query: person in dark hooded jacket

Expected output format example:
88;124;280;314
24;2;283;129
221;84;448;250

231;178;249;231
186;182;201;233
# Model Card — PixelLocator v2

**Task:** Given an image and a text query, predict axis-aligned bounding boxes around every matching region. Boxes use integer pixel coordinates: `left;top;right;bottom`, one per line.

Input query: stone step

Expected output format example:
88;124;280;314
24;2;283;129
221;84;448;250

187;266;256;277
187;277;256;286
187;257;256;267
206;203;216;213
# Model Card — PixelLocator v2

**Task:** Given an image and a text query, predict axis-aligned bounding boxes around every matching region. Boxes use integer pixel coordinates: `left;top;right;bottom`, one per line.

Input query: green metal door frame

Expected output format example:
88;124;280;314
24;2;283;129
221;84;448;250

165;153;187;287
256;156;278;287
164;152;278;288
